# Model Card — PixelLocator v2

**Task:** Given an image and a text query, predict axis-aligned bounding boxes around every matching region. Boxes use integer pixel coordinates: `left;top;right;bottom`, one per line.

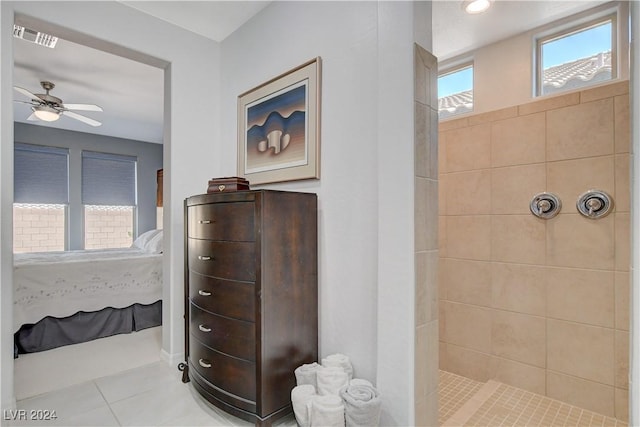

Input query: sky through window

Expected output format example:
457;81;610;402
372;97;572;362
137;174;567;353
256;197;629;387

437;19;612;98
542;21;611;69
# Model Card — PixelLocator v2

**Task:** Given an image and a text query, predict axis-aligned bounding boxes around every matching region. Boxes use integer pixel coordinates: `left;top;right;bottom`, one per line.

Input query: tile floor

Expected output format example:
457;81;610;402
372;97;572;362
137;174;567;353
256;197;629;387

8;360;295;427
10;331;630;427
438;371;484;425
439;371;628;427
13;327;164;401
10;328;295;427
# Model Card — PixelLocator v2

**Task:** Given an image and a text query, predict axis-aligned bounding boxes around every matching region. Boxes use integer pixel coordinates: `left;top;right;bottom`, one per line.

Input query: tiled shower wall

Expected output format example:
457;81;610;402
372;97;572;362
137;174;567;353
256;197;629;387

438;80;630;420
414;44;439;426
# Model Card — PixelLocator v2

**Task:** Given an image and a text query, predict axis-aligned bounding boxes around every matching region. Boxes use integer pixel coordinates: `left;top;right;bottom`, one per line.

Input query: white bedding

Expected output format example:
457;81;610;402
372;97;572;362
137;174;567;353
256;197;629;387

14;248;162;332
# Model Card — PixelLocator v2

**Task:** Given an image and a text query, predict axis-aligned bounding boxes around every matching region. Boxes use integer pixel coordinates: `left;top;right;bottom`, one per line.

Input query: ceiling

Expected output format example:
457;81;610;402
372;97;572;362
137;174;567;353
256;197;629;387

12;0;607;145
432;0;607;59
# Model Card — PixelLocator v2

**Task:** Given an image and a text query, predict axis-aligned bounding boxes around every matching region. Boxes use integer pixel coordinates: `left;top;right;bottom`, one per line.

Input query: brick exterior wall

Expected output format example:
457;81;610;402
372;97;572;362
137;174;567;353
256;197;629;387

84;205;134;249
13;204;134;253
13;204;66;253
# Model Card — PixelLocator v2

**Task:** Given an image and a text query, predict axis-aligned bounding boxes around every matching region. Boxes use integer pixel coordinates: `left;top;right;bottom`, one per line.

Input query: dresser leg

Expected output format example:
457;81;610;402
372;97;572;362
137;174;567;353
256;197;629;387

178;362;190;383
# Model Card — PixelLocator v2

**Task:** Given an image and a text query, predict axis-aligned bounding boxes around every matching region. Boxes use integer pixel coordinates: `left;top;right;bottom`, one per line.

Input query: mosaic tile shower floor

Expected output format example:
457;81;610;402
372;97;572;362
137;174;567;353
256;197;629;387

438;371;627;427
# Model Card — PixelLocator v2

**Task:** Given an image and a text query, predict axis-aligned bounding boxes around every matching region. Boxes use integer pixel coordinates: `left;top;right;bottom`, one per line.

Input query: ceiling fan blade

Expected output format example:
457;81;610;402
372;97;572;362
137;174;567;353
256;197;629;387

62;110;102;127
62;103;103;112
14;86;41;101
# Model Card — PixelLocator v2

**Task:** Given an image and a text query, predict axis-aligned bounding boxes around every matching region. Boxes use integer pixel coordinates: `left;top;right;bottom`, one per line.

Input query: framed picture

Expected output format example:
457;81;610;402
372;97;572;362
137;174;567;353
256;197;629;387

237;57;321;185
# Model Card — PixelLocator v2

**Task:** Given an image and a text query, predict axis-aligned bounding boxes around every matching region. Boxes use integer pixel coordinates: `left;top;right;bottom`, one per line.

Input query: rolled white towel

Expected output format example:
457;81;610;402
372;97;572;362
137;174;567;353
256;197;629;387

317;366;349;396
322;353;354;380
291;384;316;427
339;380;381;427
348;378;372;388
310;394;345;427
295;362;321;388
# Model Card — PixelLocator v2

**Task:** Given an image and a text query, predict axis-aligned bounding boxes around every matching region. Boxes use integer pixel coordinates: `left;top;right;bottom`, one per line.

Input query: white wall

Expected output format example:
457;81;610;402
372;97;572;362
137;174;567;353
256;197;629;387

0;0;15;413
442;1;630;115
221;0;380;380
2;2;431;424
375;3;420;424
220;2;425;424
1;0;221;411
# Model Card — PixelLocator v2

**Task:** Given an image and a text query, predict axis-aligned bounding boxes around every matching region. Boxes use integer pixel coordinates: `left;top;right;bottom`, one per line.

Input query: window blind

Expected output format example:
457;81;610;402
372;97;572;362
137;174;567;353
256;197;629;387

14;143;69;204
82;151;137;206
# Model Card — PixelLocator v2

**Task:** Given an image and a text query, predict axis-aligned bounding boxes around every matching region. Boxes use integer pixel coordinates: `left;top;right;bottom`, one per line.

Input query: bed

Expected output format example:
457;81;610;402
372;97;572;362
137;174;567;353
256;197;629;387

13;230;164;355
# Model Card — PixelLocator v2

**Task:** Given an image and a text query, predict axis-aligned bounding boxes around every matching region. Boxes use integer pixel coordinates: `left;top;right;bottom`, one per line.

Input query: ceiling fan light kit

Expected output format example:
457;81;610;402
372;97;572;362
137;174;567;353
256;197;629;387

32;106;60;122
14;81;103;127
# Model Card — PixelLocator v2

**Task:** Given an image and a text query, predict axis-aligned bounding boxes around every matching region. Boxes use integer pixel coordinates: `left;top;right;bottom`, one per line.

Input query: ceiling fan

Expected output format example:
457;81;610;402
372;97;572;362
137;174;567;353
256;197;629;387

13;81;103;127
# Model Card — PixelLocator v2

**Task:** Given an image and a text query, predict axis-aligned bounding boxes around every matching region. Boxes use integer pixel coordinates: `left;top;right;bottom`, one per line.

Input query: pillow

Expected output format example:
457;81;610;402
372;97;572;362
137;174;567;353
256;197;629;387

145;230;163;254
132;229;161;250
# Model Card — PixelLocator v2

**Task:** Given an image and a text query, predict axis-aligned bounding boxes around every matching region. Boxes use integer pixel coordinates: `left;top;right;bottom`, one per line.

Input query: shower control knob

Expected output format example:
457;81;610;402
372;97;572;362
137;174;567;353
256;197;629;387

537;199;552;213
586;197;603;215
577;190;613;219
530;192;561;219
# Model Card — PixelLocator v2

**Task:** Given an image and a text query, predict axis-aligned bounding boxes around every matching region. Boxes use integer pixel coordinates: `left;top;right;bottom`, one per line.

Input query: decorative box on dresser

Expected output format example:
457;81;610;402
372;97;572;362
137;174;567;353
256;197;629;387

183;190;318;426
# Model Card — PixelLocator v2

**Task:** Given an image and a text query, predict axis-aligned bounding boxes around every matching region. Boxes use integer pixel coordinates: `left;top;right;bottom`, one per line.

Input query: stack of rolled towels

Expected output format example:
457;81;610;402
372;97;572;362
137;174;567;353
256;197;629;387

291;354;381;427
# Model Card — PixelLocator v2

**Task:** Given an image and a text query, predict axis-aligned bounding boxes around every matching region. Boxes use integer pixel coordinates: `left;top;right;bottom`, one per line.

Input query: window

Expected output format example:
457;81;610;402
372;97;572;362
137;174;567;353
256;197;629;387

13;143;69;253
82;151;137;249
438;63;473;119
536;17;615;96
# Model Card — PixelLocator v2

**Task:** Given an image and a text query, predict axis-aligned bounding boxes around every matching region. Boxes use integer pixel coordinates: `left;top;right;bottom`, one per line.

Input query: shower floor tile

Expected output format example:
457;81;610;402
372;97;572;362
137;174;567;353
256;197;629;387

438;370;485;425
438;371;627;427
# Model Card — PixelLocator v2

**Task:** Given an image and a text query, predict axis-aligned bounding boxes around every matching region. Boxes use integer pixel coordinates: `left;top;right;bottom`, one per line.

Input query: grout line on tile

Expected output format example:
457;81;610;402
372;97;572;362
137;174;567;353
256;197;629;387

442;380;500;426
93;379;123;427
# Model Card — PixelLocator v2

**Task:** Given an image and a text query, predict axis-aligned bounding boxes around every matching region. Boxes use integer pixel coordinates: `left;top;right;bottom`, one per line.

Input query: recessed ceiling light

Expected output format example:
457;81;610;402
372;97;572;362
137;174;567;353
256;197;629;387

462;0;491;14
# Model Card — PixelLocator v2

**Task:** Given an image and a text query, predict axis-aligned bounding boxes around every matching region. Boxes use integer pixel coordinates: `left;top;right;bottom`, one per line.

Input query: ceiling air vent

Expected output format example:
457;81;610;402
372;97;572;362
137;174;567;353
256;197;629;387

13;24;58;48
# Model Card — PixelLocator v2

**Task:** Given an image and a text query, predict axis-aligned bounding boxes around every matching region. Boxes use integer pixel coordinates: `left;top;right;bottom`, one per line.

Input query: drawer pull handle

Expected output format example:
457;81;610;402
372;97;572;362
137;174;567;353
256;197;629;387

198;324;212;332
198;290;211;296
198;358;212;368
198;255;213;261
198;220;213;224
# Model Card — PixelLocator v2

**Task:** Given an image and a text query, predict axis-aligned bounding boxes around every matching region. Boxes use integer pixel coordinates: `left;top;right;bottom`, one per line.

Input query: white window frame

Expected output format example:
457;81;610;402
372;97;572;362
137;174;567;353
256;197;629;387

534;8;619;97
80;151;138;250
13;142;70;252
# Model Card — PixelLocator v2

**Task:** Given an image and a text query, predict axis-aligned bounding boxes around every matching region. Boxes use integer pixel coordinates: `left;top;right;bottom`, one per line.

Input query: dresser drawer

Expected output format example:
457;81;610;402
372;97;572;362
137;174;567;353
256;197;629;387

190;340;256;402
189;272;255;322
188;239;256;282
190;304;255;361
188;202;255;241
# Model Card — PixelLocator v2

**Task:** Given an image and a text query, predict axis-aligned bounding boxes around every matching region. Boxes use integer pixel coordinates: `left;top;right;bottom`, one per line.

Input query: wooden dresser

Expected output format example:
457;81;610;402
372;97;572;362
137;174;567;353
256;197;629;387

183;190;318;426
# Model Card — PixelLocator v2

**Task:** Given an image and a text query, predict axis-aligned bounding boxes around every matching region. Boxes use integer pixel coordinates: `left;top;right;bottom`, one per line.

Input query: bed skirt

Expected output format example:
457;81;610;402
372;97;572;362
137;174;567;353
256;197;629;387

14;300;162;357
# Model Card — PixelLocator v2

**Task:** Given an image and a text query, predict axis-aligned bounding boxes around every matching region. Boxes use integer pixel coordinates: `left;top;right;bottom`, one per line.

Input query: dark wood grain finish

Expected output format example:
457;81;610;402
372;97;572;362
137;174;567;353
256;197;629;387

189;339;256;402
189;272;255;322
190;372;257;416
188;239;256;281
156;169;163;207
190;303;256;361
184;190;317;425
256;191;319;416
188;202;255;241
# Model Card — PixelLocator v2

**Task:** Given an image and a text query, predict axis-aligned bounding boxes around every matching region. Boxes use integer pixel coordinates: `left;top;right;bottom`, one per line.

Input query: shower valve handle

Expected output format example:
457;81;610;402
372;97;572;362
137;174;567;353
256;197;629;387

530;192;561;219
536;199;552;214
